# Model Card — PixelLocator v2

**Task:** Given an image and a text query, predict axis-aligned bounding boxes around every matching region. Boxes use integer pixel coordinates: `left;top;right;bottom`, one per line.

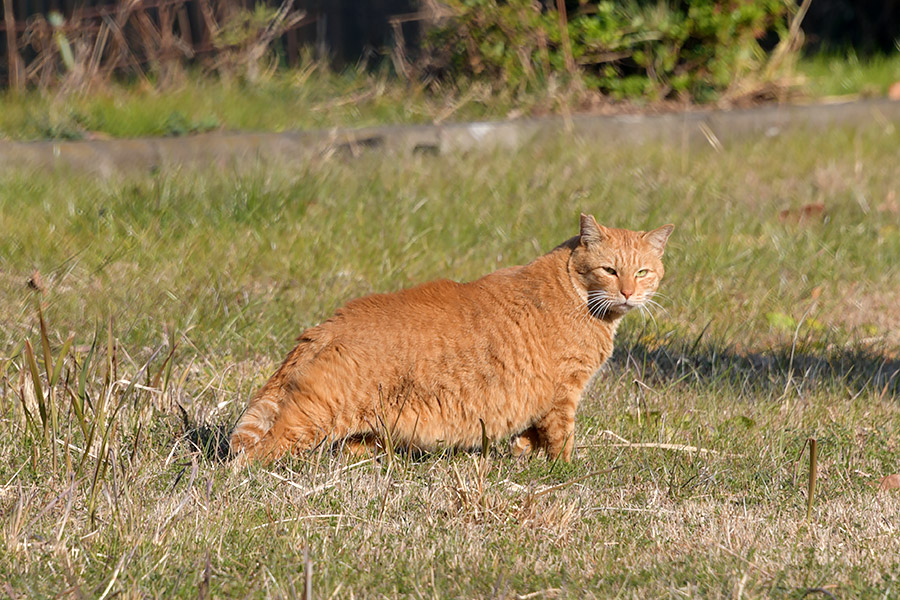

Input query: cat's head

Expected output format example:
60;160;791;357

570;213;673;318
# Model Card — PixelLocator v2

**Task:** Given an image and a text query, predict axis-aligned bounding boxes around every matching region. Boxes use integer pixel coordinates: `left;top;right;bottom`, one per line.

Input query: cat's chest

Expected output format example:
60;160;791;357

555;325;615;372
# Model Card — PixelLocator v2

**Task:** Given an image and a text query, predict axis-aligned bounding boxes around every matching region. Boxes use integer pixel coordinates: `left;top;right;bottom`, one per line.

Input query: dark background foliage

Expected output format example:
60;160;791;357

1;0;898;95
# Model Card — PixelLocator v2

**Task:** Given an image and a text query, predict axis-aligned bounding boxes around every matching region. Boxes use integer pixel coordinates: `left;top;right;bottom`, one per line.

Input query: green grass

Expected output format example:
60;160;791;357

798;50;900;97
1;124;900;598
0;68;507;142
1;50;899;142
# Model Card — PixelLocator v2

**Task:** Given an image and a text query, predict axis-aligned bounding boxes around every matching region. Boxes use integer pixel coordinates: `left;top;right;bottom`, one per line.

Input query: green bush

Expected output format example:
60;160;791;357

423;0;794;102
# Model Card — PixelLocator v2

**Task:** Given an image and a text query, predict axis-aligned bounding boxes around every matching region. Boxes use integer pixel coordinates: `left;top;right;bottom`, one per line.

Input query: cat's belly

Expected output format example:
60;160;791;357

379;365;561;450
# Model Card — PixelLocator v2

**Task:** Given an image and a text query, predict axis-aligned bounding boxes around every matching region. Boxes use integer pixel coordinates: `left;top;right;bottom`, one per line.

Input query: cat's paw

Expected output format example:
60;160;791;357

511;435;535;458
342;435;379;458
511;426;544;458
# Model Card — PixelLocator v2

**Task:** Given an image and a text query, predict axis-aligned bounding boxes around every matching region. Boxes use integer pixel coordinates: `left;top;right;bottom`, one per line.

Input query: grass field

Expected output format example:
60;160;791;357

1;51;898;142
0;69;504;142
798;51;900;98
2;123;900;598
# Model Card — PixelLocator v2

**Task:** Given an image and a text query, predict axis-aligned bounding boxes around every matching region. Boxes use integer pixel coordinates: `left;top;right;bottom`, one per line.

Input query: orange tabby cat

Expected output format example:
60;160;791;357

230;214;673;463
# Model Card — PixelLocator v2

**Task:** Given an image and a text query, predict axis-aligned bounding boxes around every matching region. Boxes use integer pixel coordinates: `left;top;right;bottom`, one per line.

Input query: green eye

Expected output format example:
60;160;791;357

636;269;648;277
602;267;617;276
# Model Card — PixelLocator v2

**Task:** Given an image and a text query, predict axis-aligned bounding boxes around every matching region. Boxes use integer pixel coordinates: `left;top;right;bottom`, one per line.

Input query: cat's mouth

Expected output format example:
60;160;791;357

591;300;637;317
616;298;649;313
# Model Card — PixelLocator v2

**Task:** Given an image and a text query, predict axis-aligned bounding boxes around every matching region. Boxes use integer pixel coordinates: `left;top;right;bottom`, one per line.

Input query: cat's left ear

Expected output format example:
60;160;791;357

642;224;674;255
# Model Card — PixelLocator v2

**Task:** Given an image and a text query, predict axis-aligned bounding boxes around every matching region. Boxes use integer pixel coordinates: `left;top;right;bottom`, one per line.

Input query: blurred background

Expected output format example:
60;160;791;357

1;0;899;130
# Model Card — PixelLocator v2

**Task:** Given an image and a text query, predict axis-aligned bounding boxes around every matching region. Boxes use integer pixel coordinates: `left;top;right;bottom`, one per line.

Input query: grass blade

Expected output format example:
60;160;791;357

38;302;53;380
120;345;163;408
806;437;818;522
0;340;25;384
106;315;115;386
151;340;179;391
50;332;75;388
67;384;89;441
17;377;38;436
24;340;48;435
88;419;118;523
78;328;99;411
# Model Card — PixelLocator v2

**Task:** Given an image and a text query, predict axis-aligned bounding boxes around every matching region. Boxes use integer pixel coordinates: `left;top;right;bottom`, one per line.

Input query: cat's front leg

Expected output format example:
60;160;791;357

537;406;576;461
511;394;578;461
531;387;580;461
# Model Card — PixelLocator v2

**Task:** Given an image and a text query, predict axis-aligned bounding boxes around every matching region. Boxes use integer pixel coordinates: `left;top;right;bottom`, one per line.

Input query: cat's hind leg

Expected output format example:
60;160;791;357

510;421;575;461
230;384;344;464
230;384;284;462
511;426;544;457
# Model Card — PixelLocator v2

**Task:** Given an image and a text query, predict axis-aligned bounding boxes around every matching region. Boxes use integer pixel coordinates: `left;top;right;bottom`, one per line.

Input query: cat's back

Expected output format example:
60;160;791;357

325;265;529;328
328;277;466;330
295;269;544;381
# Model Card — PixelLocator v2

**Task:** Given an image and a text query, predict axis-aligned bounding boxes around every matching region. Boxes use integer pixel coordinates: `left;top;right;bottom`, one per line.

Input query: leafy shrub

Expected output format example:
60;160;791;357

422;0;795;102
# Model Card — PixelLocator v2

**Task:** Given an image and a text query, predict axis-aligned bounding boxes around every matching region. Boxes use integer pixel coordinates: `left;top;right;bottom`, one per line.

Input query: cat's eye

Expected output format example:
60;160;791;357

601;266;617;276
635;269;649;277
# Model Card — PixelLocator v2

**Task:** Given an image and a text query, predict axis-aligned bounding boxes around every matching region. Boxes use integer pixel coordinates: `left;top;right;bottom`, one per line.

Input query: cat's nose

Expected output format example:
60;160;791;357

621;290;633;300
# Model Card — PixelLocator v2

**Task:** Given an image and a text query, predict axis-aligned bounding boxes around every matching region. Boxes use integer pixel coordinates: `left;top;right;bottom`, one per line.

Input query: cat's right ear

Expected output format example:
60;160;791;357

580;213;606;247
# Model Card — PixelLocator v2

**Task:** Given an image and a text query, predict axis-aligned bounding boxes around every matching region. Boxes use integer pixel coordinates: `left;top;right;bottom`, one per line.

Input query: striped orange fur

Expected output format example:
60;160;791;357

230;214;673;464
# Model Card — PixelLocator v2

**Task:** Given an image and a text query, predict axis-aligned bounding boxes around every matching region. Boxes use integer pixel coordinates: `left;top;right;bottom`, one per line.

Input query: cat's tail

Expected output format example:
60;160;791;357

229;383;285;465
229;330;337;466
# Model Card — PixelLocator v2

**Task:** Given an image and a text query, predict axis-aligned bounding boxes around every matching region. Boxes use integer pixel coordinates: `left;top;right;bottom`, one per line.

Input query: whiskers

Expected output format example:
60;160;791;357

566;289;669;330
566;290;616;328
642;291;669;315
634;292;669;329
587;291;616;319
636;302;658;328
